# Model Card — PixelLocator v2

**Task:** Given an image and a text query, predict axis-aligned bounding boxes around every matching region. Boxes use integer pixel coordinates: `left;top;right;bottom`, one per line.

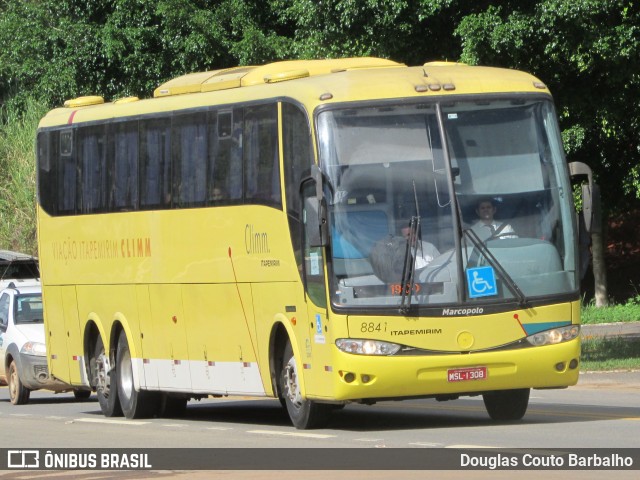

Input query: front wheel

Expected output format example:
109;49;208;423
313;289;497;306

116;330;159;418
8;360;30;405
483;388;530;421
279;342;332;429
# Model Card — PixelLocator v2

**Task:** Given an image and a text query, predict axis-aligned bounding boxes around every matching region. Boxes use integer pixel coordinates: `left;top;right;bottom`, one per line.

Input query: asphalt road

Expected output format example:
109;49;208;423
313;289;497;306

0;371;638;479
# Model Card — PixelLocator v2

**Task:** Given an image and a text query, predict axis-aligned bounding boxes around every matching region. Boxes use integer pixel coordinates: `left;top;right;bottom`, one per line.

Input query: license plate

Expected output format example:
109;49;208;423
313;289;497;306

447;366;487;382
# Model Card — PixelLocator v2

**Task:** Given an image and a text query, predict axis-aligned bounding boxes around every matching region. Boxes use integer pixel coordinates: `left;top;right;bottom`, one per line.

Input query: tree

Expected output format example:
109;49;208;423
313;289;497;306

455;0;640;306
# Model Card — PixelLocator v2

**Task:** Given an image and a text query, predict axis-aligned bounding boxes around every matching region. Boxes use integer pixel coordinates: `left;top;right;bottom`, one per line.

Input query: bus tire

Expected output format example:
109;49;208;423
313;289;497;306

280;342;332;429
116;330;159;419
483;388;530;421
93;335;123;417
8;360;30;405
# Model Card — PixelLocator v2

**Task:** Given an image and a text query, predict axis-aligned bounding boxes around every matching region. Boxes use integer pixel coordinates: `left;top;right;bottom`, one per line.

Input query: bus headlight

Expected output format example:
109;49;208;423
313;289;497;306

526;325;580;346
335;338;401;355
21;341;47;357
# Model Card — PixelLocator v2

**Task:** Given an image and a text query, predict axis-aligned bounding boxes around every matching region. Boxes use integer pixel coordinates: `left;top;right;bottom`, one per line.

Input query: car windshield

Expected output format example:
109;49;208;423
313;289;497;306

14;294;44;324
316;98;578;311
0;259;39;280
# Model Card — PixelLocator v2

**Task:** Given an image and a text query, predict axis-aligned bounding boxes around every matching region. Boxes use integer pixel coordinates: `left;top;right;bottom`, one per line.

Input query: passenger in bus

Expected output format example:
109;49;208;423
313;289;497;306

471;199;517;241
368;224;439;283
401;225;440;269
212;187;224;202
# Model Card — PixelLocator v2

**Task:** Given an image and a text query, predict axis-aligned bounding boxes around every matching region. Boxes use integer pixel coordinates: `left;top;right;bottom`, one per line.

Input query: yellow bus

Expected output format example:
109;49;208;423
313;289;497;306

36;57;597;429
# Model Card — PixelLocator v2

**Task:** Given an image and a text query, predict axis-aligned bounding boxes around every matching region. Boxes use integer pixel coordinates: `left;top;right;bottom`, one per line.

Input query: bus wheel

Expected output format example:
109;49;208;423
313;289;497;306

483;388;530;421
93;335;123;417
116;330;159;419
8;360;30;405
280;342;332;429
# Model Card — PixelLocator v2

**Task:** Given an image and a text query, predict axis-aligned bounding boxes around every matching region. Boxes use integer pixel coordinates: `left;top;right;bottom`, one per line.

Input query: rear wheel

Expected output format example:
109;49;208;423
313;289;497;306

116;330;159;418
8;360;30;405
483;388;530;421
280;342;332;429
93;335;122;417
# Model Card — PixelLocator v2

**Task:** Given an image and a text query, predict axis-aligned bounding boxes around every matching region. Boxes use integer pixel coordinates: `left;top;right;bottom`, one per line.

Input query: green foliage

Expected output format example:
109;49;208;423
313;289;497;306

0;97;47;255
581;295;640;324
456;0;640;212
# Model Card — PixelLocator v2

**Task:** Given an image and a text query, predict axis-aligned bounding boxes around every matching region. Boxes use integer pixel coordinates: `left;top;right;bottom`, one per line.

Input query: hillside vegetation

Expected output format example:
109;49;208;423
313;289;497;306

0;99;46;255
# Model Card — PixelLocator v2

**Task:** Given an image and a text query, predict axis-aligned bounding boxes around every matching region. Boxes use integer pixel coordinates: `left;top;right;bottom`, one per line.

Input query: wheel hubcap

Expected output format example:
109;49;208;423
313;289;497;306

120;349;133;402
283;357;303;408
95;352;111;398
9;367;17;400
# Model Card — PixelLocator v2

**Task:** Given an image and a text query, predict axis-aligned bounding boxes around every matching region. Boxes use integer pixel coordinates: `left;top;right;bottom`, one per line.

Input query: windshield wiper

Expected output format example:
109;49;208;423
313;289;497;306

400;182;420;314
463;227;528;307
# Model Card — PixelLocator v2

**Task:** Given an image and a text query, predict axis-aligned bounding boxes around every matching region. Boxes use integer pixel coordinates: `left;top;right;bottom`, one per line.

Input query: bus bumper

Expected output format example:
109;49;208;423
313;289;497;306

312;339;580;401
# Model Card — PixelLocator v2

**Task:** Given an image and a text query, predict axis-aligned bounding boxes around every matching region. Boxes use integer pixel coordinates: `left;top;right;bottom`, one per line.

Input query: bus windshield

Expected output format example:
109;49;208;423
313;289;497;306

317;98;578;310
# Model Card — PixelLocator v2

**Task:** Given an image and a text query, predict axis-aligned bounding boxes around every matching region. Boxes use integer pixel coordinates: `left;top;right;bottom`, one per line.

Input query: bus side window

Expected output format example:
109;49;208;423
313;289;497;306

244;104;281;208
78;125;108;214
109;121;139;211
172;112;208;208
57;129;77;215
140;118;172;209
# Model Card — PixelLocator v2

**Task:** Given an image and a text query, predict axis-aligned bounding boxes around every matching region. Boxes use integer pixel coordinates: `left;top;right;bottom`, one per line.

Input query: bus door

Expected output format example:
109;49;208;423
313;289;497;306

301;177;333;395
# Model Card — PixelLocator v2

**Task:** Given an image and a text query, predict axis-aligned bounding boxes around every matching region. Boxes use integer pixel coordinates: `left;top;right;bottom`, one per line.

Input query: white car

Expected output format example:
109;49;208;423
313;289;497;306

0;250;40;290
0;283;91;404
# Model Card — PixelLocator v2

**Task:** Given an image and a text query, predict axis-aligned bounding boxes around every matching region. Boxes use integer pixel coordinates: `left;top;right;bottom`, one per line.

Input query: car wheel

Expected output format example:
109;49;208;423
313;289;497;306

8;360;30;405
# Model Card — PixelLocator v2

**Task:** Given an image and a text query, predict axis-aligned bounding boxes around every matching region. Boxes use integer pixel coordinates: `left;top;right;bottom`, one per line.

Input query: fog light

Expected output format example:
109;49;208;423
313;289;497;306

344;372;356;383
361;374;371;384
555;362;565;372
569;359;579;369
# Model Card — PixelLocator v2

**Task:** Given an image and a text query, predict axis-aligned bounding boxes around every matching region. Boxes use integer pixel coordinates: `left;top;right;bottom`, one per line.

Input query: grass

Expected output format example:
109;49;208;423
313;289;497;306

580;337;640;371
580;296;640;370
581;295;640;324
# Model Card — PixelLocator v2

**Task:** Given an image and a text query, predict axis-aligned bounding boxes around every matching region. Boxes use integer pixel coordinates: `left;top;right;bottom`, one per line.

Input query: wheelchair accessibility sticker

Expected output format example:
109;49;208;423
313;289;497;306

466;266;497;298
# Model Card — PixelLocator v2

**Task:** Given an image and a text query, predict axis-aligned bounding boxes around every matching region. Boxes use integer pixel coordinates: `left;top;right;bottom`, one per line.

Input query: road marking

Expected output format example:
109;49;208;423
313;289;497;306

206;426;233;431
162;423;189;428
354;438;384;442
409;442;443;447
73;418;150;426
247;429;335;439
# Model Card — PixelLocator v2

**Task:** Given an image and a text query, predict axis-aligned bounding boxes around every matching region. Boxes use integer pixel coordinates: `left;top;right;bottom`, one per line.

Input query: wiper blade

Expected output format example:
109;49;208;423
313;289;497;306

400;215;420;314
400;181;421;314
463;228;528;307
